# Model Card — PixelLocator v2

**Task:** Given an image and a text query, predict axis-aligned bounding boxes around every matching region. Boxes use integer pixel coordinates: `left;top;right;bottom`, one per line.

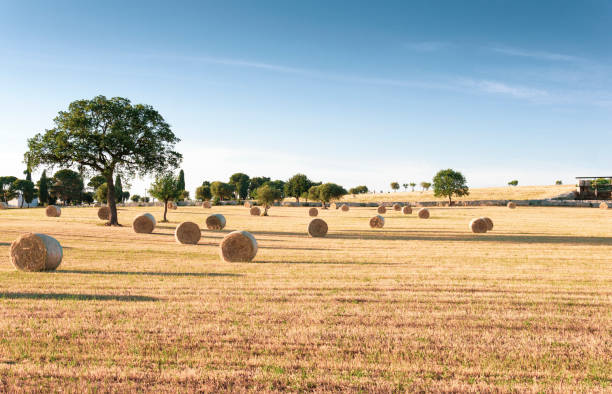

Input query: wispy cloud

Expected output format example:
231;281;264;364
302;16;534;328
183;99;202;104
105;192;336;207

464;79;550;100
403;41;451;52
490;46;582;62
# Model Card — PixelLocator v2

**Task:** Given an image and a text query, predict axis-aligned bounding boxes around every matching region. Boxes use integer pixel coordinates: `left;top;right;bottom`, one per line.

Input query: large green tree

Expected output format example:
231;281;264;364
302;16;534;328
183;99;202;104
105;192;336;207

210;181;235;201
149;173;182;222
349;185;368;195
195;184;212;201
0;176;17;203
50;169;84;205
25;96;182;225
308;183;347;209
229;173;250;200
432;169;469;204
284;173;312;204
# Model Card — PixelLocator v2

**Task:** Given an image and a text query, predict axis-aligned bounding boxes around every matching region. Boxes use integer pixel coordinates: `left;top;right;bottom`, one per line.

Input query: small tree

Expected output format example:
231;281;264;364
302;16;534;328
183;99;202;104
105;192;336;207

115;175;123;202
310;183;347;208
87;175;106;191
420;181;431;191
284;173;312;204
248;176;270;198
38;170;50;206
149;173;181;222
410;182;416;192
402;183;409;192
433;169;469;204
25;96;182;225
508;180;518;186
256;184;281;216
13;179;35;208
196;184;212;201
177;169;186;197
555;180;563;185
122;191;130;202
95;183;108;204
390;182;400;192
0;176;17;203
210;181;235;201
229;173;250;200
267;180;286;198
131;194;141;202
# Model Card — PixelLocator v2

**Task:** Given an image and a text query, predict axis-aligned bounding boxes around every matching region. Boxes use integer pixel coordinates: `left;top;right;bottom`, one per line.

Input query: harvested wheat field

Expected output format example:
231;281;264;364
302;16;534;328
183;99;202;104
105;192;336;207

0;205;611;392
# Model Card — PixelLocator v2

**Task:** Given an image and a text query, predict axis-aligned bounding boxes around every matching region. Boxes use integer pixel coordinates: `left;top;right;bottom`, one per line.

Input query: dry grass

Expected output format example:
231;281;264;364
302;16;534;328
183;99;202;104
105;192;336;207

0;205;611;392
341;184;575;203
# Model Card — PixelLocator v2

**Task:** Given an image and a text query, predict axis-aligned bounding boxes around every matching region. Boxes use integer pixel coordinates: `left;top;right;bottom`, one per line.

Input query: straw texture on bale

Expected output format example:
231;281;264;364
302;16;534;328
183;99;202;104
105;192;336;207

369;215;385;229
0;202;8;209
341;204;349;212
393;203;401;211
10;233;63;272
308;207;318;217
417;208;430;219
202;201;211;208
402;206;412;215
469;218;488;233
206;214;226;230
133;213;156;234
219;231;258;262
250;206;261;216
167;201;177;210
377;206;387;214
481;217;494;231
308;218;328;237
507;201;516;209
97;206;110;220
45;205;61;217
244;201;252;208
600;202;609;209
175;221;201;244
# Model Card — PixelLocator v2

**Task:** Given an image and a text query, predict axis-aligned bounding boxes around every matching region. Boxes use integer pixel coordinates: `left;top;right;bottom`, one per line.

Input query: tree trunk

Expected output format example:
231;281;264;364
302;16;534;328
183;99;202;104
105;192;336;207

448;195;452;206
322;201;327;209
163;199;168;222
263;205;269;216
105;174;120;226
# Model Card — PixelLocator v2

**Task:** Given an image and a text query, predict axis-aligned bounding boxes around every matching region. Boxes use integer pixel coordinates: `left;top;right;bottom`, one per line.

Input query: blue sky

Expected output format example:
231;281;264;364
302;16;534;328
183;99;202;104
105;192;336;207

1;0;611;195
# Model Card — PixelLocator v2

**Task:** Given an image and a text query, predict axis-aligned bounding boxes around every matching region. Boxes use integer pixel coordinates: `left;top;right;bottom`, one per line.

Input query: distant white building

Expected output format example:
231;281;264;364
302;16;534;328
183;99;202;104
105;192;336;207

7;196;39;208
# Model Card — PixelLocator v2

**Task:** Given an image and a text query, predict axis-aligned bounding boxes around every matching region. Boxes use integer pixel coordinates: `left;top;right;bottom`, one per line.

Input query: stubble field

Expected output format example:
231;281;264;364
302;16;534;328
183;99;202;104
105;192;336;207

0;205;611;392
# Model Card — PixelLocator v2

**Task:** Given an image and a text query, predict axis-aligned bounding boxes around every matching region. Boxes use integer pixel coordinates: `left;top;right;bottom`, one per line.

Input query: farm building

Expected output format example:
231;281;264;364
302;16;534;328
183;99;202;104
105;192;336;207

576;176;612;199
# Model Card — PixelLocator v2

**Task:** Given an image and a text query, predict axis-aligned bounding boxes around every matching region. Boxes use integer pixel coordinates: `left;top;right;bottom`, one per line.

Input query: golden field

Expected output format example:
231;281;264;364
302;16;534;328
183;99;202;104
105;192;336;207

0;204;611;392
340;184;576;203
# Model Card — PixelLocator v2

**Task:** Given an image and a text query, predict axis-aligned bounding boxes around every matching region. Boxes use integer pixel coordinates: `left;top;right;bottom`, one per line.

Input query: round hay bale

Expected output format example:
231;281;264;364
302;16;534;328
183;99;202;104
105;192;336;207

507;201;516;209
599;202;609;210
219;230;258;262
341;204;349;212
308;207;318;217
377;206;386;214
202;201;211;208
10;233;63;271
45;205;61;218
481;217;494;231
244;201;252;208
369;215;385;229
175;221;201;244
250;206;261;216
308;218;328;237
469;218;488;233
97;206;110;220
417;208;430;219
167;201;177;210
133;213;156;234
393;203;401;211
206;214;226;230
0;202;8;209
402;206;412;215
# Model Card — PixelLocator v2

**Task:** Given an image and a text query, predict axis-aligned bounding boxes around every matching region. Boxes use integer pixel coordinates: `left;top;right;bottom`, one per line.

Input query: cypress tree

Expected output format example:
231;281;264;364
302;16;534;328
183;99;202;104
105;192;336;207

38;170;49;205
115;175;123;203
178;169;185;192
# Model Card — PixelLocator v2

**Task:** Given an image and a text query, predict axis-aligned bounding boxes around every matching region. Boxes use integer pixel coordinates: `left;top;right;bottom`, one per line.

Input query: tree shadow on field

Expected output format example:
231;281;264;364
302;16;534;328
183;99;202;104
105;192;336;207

0;292;159;302
326;232;612;245
60;270;243;277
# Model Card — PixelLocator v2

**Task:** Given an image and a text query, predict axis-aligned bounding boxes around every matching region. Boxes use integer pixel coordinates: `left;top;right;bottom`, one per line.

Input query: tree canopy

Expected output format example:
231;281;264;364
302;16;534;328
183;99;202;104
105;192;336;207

349;185;368;195
255;184;282;216
50;169;84;205
25;95;181;225
432;169;469;204
229;173;250;200
309;183;347;208
210;181;235;201
0;176;17;202
284;174;312;203
13;179;35;208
